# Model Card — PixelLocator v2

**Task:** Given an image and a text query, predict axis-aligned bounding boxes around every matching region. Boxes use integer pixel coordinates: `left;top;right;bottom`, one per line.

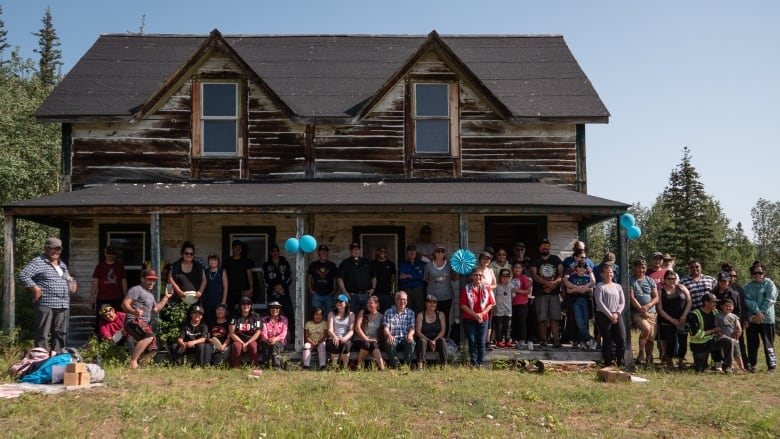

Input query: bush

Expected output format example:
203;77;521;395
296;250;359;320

78;335;129;368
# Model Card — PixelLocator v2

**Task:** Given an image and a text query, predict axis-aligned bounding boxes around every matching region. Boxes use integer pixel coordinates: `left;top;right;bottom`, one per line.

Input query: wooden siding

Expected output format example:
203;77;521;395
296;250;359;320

68;51;579;187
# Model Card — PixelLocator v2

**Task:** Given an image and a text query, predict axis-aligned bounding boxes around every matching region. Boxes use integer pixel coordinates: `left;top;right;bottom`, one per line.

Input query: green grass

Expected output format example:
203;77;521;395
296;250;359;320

1;362;779;438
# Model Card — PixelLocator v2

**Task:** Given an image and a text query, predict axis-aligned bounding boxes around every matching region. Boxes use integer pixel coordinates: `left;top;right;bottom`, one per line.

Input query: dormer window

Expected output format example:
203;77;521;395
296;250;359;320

199;82;239;156
412;82;458;155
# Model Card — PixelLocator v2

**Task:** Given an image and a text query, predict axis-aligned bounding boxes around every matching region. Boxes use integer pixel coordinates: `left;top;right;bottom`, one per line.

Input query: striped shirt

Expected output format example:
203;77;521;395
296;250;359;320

19;254;71;309
680;275;716;310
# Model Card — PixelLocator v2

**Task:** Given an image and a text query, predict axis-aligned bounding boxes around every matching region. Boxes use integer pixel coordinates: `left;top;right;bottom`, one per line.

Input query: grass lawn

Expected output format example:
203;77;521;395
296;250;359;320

1;356;779;438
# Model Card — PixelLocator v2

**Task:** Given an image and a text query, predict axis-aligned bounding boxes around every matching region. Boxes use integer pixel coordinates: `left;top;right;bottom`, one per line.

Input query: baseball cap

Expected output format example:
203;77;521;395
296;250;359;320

45;237;63;249
98;304;114;316
268;301;282;308
142;269;159;280
717;271;731;281
514;242;526;249
539;238;550;247
651;252;663;259
425;294;438;302
190;305;205;314
499;269;511;277
662;253;674;261
349;242;360;250
318;244;329;251
336;294;350;303
702;293;721;303
240;296;253;304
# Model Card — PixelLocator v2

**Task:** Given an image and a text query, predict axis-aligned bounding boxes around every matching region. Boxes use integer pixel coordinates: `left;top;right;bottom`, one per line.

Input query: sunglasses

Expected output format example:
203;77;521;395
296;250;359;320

664;277;676;280
434;249;445;253
752;271;764;275
183;252;194;256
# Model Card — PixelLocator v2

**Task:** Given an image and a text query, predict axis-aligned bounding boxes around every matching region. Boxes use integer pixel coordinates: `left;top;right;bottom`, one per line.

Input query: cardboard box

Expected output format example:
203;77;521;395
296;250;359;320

66;362;87;373
63;371;91;386
597;366;631;383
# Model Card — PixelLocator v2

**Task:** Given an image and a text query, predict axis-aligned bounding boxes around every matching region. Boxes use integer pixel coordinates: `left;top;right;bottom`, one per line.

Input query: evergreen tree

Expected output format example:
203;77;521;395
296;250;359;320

719;222;756;280
658;147;727;273
32;6;62;88
751;198;780;277
0;5;10;63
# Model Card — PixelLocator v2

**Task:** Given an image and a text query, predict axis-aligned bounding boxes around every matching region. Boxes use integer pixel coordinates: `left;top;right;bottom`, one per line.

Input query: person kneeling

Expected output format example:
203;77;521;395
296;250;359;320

172;305;209;366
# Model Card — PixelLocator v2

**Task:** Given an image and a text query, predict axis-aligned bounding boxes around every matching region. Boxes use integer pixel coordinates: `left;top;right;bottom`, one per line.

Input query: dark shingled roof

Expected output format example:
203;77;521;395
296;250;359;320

36;32;609;121
6;181;628;217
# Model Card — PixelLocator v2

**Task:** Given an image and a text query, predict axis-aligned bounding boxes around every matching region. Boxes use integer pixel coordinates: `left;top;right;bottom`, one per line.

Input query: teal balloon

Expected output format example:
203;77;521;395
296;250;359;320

620;213;636;229
627;225;642;240
284;237;300;253
299;235;318;253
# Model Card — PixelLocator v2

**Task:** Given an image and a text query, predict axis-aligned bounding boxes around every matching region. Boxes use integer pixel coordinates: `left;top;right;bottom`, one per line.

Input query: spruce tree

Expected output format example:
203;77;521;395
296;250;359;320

658;147;726;273
0;5;10;64
32;6;62;88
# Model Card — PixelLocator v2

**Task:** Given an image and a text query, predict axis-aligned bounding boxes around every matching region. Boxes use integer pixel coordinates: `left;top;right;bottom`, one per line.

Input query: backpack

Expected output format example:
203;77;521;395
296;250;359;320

8;347;50;378
19;353;72;384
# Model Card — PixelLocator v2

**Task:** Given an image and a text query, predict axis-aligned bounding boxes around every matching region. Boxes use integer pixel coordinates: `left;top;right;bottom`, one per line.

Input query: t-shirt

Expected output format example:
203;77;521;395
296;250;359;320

531;255;563;295
716;312;739;339
509;275;531;305
629;275;657;313
210;320;230;344
338;257;374;293
179;321;208;342
124;285;157;323
371;259;396;295
98;311;126;340
307;260;338;296
230;313;263;342
567;273;592;300
92;261;126;301
494;283;512;317
222;257;256;293
305;320;327;342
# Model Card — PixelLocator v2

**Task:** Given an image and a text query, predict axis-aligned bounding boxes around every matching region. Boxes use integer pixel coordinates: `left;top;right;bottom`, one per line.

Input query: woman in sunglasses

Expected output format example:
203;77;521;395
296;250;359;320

743;262;777;373
168;241;206;304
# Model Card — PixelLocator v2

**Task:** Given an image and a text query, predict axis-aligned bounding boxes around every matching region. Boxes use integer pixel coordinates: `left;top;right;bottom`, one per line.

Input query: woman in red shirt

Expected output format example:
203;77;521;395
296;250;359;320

460;270;495;367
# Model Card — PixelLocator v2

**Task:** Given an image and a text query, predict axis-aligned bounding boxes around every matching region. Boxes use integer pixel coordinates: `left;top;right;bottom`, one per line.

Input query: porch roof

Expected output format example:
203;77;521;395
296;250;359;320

5;180;628;219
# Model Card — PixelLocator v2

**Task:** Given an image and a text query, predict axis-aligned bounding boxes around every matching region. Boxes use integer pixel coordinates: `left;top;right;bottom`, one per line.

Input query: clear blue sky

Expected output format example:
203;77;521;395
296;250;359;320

4;1;778;239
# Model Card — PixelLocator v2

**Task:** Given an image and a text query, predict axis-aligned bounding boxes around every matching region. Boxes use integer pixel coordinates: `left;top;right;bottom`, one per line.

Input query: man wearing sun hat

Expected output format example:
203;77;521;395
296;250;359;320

19;237;78;354
123;269;173;368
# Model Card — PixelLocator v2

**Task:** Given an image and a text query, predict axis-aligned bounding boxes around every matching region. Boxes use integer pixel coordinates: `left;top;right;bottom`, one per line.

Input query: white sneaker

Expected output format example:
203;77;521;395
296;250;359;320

587;339;598;351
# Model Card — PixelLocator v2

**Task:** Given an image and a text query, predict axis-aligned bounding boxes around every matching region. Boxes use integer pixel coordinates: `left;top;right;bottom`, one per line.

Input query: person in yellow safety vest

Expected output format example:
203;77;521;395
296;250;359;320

687;292;734;373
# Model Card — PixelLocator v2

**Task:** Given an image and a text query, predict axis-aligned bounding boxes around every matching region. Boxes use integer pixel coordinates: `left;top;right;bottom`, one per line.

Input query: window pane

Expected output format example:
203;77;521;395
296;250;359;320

107;232;146;269
415;84;448;116
416;120;449;153
203;83;237;117
203;120;237;154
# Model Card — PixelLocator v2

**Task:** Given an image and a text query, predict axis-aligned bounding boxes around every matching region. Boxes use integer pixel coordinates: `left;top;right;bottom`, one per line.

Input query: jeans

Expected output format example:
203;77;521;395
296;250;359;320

384;337;416;367
311;294;334;316
571;298;593;342
464;318;489;366
350;293;369;315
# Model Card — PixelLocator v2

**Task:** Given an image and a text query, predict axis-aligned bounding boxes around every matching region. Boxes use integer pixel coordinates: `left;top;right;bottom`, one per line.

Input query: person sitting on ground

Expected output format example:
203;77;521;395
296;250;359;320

327;294;355;369
122;269;172;369
206;304;231;366
354;295;385;370
687;292;733;373
172;305;209;366
383;291;417;368
303;307;328;370
716;298;744;372
492;269;513;348
228;297;263;368
415;295;447;369
261;301;289;370
98;304;126;343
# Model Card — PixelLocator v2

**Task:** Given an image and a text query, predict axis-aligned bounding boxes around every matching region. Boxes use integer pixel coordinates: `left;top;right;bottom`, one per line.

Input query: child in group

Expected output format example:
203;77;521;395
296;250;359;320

510;262;532;349
717;299;745;372
172;305;209;366
563;261;596;350
492;269;514;348
303;307;328;369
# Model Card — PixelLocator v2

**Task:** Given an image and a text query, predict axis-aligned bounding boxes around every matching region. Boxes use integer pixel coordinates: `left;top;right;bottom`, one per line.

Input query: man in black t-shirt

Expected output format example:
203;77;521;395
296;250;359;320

338;242;376;314
529;239;564;348
222;240;256;314
307;245;338;314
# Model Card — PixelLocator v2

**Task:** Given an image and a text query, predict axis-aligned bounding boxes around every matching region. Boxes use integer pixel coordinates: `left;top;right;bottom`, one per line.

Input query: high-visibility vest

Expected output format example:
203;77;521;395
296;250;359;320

690;308;718;344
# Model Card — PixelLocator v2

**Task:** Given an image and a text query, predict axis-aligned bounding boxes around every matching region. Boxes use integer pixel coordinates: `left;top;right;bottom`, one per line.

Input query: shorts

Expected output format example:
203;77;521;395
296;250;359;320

125;318;158;351
535;294;561;321
632;312;657;336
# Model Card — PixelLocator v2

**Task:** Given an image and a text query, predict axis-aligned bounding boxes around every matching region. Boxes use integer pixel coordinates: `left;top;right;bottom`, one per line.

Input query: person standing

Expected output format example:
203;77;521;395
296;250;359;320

337;242;376;314
743;262;777;373
414;224;435;263
307;245;338;314
222;240;256;314
123;269;172;369
529;239;564;348
371;246;397;305
679;260;716;311
90;245;127;323
593;264;626;367
168;242;207;304
202;254;227;328
424;244;458;334
629;260;659;365
460;271;495;367
398;245;426;315
656;270;692;369
19;237;78;354
263;244;295;344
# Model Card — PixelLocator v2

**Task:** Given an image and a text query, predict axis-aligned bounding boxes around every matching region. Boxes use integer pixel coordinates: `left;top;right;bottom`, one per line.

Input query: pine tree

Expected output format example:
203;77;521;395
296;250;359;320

658;147;726;273
32;6;62;88
751;198;780;276
0;5;10;64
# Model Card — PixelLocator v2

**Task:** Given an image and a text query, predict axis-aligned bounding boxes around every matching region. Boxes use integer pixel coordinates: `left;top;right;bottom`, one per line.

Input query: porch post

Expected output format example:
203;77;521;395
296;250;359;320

617;220;633;368
295;214;305;350
2;214;15;334
150;213;161;299
457;212;468;335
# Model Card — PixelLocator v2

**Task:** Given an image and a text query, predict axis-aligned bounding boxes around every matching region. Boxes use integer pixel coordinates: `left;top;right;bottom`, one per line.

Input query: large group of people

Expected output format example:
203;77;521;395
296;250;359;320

20;232;777;373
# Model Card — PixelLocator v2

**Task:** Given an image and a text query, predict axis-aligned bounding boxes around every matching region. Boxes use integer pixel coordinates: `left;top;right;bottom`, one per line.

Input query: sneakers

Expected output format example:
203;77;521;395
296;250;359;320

713;361;723;373
515;342;527;350
496;341;506;348
587;339;598;351
486;343;495;351
506;340;515;348
552;340;562;349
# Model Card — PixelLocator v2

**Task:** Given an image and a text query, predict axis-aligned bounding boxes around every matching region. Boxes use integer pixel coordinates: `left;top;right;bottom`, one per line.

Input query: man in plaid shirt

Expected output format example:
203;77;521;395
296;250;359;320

383;291;416;368
19;237;78;353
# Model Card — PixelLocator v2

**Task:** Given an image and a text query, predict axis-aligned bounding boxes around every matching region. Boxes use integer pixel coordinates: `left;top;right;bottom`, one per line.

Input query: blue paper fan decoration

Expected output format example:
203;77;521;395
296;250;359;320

451;249;477;275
